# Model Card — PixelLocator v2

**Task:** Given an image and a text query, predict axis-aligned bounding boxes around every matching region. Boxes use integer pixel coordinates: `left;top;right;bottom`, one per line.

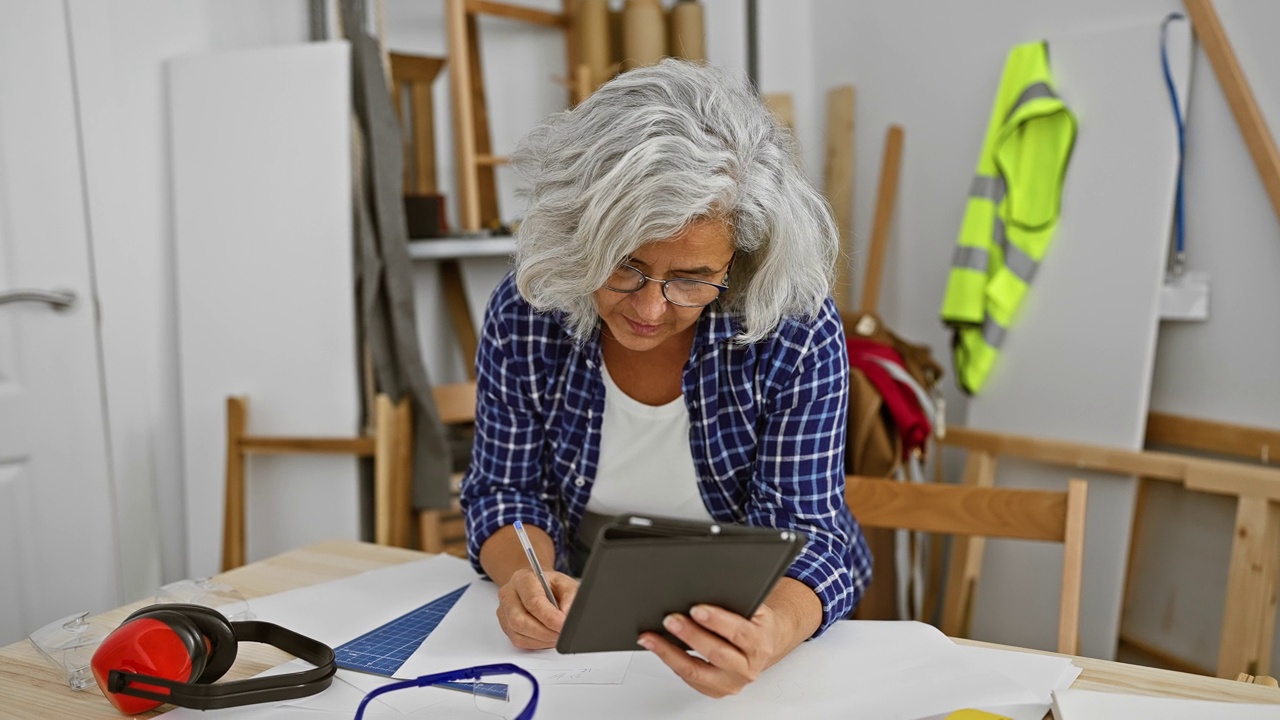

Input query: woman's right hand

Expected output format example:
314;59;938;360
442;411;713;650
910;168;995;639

495;568;579;649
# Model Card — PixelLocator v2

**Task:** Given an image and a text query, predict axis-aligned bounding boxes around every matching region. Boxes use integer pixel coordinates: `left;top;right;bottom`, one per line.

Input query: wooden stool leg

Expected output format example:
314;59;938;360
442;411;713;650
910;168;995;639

392;396;414;547
940;450;996;638
222;397;248;571
420;510;445;554
1217;495;1280;678
374;394;395;546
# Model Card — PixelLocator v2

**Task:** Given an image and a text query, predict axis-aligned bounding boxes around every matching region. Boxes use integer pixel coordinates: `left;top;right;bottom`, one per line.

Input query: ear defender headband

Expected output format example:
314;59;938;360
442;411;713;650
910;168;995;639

90;603;336;715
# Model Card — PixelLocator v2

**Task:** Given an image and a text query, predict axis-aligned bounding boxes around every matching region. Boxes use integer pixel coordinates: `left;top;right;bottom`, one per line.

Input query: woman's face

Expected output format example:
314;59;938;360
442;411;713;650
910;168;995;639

592;220;735;354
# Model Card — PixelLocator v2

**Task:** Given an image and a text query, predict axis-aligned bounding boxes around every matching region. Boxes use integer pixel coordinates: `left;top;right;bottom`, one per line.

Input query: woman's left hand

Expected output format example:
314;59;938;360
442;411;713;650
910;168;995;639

635;578;820;698
635;604;778;697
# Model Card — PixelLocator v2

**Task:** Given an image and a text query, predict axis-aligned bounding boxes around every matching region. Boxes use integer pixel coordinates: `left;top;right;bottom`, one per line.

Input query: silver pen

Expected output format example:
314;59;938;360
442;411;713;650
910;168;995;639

513;521;559;609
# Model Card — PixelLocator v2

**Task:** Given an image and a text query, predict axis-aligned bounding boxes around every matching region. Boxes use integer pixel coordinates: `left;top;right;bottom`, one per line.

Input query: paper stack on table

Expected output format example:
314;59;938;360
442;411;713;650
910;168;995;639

1052;687;1280;719
163;554;1080;719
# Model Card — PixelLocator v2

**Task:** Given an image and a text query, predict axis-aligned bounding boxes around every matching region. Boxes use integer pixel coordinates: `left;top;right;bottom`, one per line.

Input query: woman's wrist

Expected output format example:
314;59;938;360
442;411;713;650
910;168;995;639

762;577;823;664
479;523;557;586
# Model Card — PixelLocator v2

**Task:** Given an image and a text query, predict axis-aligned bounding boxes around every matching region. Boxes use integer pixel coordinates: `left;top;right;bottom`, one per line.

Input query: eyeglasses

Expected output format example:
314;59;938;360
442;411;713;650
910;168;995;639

354;663;539;720
603;263;730;308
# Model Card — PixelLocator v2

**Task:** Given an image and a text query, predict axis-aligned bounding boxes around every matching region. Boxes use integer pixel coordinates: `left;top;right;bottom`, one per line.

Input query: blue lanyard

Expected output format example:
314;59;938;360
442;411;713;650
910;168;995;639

1161;12;1188;273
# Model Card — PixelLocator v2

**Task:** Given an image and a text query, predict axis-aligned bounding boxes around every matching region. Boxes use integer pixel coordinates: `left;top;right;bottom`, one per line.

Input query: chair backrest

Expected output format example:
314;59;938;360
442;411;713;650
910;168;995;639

846;475;1087;655
222;393;412;571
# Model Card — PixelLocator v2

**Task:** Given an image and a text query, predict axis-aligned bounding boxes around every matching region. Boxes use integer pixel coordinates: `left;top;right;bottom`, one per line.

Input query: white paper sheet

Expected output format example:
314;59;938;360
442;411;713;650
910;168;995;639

523;621;1077;720
1052;687;1280;720
230;553;481;649
169;561;1080;719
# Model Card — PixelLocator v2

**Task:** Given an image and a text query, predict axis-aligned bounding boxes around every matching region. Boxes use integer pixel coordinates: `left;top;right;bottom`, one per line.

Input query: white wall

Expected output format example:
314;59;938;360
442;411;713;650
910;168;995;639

802;0;1280;668
67;1;311;598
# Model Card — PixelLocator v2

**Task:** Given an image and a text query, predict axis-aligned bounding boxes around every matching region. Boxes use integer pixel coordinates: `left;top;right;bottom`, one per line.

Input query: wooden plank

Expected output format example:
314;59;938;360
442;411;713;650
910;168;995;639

441;259;480;379
1216;496;1280;678
850;475;1068;541
941;449;996;638
391;396;414;547
1182;0;1280;226
239;437;375;455
1118;634;1215;677
408;81;438;194
945;425;1280;494
222;396;247;571
388;52;446;83
860;125;904;313
573;63;591;106
475;154;510;166
1120;475;1152;651
823;86;855;313
466;11;501;228
1186;463;1280;502
467;0;568;28
1146;411;1280;465
947;426;1189;480
433;381;477;425
374;394;395;546
564;0;583;105
446;0;481;231
762;93;795;134
1058;478;1088;657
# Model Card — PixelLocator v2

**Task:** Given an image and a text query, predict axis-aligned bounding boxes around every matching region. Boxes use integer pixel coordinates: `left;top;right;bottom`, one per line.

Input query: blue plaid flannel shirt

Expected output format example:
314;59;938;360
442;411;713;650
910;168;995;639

460;273;871;634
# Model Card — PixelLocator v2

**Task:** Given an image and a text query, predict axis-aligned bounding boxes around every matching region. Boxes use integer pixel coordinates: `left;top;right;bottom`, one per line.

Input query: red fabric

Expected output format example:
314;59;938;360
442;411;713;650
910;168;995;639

848;338;932;457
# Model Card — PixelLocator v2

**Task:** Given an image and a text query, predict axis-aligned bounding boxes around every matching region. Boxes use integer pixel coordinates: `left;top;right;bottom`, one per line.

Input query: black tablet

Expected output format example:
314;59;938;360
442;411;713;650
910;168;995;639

556;514;807;654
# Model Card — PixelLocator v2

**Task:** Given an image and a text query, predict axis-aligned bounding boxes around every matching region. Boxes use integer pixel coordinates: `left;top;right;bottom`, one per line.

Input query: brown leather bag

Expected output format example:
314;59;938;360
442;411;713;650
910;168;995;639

842;311;944;478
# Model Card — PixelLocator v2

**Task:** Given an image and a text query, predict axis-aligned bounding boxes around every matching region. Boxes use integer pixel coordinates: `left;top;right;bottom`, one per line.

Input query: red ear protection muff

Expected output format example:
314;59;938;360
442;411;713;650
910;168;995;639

90;603;335;715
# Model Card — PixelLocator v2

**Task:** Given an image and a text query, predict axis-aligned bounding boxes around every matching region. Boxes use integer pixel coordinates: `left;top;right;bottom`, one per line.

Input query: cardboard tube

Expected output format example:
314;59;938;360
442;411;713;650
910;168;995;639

621;0;666;71
669;0;705;62
578;0;612;91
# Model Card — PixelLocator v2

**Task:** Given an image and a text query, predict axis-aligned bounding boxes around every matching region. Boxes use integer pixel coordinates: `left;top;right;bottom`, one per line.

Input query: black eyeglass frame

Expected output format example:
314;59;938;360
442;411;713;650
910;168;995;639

603;261;731;308
353;662;539;720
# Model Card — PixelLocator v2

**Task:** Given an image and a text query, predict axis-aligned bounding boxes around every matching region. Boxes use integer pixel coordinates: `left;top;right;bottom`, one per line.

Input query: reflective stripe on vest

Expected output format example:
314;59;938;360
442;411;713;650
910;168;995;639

940;41;1077;395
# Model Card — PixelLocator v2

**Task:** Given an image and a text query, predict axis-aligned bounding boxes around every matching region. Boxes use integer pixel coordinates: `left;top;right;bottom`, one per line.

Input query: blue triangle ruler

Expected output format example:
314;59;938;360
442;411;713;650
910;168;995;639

334;583;508;699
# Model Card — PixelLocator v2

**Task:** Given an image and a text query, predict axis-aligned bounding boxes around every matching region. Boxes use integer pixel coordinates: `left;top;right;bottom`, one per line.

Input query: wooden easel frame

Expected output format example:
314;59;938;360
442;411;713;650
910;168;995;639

446;0;581;233
940;424;1280;678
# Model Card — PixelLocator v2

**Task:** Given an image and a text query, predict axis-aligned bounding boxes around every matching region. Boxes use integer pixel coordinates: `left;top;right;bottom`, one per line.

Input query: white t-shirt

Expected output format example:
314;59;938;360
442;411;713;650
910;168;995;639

585;362;714;522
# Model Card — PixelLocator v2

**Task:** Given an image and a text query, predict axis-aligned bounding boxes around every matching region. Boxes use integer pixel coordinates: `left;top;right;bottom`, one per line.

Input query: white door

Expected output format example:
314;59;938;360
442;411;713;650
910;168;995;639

0;0;121;646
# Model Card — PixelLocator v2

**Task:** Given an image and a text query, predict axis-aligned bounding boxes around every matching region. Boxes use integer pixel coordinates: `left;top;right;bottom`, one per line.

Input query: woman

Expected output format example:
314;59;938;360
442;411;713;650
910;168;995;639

460;58;871;698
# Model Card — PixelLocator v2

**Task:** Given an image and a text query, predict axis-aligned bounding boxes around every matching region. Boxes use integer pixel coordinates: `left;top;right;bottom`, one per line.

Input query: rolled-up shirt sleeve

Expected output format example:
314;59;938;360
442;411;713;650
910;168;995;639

460;286;563;575
745;299;871;635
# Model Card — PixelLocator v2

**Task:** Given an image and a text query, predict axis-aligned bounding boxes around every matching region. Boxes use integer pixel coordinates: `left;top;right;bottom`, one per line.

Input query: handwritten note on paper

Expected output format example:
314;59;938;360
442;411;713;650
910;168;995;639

535;667;623;684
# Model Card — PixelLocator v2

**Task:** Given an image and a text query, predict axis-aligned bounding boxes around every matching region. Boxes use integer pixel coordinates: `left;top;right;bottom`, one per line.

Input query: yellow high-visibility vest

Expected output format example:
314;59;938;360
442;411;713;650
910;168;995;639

940;41;1077;395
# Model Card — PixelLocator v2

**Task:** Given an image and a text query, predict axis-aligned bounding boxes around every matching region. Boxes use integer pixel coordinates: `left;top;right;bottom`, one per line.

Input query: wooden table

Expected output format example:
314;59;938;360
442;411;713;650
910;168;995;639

3;539;1278;718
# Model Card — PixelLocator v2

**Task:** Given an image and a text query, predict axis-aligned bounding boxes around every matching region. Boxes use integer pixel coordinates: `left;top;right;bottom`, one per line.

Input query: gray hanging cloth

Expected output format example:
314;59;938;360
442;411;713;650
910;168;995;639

340;0;453;511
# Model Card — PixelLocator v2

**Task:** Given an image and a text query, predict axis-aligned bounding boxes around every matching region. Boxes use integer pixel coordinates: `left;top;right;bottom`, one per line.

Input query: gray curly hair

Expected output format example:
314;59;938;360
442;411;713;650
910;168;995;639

511;58;839;344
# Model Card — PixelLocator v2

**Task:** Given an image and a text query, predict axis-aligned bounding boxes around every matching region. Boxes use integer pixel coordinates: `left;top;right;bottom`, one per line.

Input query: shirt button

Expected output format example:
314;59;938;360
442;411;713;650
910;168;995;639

574;477;586;487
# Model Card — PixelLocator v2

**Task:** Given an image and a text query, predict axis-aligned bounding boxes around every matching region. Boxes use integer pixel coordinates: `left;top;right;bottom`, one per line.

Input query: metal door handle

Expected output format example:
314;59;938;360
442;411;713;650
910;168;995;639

0;288;77;311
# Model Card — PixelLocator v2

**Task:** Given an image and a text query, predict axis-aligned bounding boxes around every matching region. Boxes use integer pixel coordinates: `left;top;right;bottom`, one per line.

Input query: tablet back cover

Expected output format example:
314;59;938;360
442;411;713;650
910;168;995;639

557;518;805;653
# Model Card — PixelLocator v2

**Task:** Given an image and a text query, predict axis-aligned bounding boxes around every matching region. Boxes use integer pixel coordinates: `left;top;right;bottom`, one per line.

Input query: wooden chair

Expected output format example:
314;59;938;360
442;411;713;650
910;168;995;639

222;394;412;571
411;381;476;558
846;474;1088;655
